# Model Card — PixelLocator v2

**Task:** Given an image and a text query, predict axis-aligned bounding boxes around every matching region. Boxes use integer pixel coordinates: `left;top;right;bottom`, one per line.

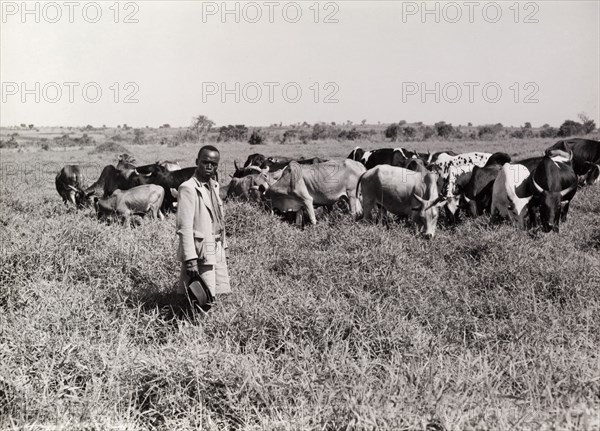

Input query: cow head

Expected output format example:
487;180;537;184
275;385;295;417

233;161;263;178
505;193;532;230
411;193;446;239
580;162;600;186
532;178;576;233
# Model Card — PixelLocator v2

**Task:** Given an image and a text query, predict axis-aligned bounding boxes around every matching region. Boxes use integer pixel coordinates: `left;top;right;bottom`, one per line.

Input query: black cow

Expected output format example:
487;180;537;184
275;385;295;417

93;164;196;213
347;147;419;169
546;138;600;185
515;156;544;172
55;165;92;206
528;154;578;233
462;152;512;216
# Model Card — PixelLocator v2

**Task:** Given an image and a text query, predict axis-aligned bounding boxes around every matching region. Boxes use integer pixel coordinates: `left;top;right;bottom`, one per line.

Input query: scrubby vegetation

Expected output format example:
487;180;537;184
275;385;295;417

1;115;596;151
1;140;599;430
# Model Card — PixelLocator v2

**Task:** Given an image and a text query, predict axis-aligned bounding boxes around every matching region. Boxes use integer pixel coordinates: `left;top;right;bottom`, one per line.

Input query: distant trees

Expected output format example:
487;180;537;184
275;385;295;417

384;123;400;141
557;118;595;137
217;125;248;142
434;121;454;138
248;129;266;145
192;115;215;136
133;129;145;145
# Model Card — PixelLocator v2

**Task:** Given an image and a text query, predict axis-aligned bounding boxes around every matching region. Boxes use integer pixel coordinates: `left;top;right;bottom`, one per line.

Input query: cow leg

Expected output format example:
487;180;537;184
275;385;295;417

528;205;538;227
489;207;501;225
303;198;317;225
157;209;165;220
361;197;375;222
347;192;362;219
560;201;571;222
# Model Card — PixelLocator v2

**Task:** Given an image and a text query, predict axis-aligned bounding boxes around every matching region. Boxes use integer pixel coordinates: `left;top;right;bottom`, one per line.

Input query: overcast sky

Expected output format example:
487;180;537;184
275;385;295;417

1;1;598;128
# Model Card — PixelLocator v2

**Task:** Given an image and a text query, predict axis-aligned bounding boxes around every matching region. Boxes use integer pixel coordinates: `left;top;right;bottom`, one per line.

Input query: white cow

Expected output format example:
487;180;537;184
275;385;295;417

358;165;446;238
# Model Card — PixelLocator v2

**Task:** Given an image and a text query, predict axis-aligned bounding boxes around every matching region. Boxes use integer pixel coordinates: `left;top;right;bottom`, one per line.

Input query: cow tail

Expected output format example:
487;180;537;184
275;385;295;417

356;171;367;199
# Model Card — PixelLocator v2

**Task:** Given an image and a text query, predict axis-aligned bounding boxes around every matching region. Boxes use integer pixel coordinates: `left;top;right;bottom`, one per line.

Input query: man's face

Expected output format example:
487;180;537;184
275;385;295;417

196;150;220;181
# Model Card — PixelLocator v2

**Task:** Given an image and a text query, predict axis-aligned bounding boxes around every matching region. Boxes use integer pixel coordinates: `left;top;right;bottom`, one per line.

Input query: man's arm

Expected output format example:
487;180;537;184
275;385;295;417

176;184;198;262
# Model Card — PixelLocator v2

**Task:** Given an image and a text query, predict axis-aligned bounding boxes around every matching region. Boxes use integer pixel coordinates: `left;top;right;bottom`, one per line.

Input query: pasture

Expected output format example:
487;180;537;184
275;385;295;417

1;137;599;430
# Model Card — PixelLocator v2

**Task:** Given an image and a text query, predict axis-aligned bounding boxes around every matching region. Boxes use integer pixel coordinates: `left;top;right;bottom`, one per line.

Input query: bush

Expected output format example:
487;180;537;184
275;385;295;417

421;126;435;140
90;141;129;154
248;129;266;145
133;129;145;145
218;125;248;142
384;123;400;141
558;120;584;137
338;128;361;141
403;127;416;139
478;124;504;140
540;127;558;139
0;136;18;149
435;121;454;139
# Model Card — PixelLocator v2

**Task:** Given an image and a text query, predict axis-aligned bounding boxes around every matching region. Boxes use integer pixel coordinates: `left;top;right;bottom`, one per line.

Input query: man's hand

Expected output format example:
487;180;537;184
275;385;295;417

185;259;200;280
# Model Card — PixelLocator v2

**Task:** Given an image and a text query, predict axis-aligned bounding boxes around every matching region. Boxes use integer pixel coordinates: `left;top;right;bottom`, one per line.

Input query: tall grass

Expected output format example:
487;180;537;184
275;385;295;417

1;140;599;430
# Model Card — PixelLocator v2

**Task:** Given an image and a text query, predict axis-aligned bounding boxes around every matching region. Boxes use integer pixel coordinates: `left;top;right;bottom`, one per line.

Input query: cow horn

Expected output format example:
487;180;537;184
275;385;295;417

398;148;407;158
412;193;425;204
67;185;79;192
248;166;262;173
532;177;544;193
560;184;576;197
234;160;239;171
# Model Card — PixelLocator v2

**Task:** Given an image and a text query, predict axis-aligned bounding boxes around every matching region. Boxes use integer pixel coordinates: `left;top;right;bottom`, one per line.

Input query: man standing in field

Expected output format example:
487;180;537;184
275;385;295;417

176;145;231;304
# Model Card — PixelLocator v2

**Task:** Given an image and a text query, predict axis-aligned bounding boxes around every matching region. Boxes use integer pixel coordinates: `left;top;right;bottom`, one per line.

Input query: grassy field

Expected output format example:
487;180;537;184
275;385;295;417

1;136;599;430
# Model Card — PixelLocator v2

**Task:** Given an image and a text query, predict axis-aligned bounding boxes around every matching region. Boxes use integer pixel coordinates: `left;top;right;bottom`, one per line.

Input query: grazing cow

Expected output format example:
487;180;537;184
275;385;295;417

358;165;446;238
580;162;600;186
103;165;153;197
546;138;600;185
95;184;165;224
226;171;274;202
260;160;366;225
490;163;533;230
462;152;512;216
96;163;196;213
430;152;492;178
55;165;93;206
529;154;578;233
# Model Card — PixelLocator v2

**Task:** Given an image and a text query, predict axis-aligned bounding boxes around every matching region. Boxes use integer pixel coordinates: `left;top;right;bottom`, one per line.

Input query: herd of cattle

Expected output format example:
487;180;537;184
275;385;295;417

55;138;599;237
